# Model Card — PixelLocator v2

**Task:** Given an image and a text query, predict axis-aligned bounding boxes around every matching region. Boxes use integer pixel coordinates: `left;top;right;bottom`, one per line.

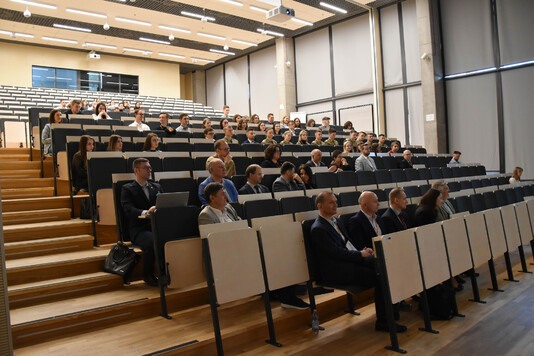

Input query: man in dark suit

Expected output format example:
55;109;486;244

347;191;386;250
305;149;326;168
238;164;270;194
272;162;305;192
121;158;163;287
399;150;414;169
381;188;412;234
310;191;406;332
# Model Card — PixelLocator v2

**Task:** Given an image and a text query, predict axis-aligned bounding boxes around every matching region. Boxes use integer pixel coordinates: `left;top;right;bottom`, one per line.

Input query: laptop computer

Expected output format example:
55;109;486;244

155;192;189;209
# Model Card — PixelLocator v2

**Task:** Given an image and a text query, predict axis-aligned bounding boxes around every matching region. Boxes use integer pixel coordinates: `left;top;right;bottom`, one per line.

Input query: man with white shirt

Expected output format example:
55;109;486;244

347;191;386;250
310;191;406;333
222;105;230;118
176;113;190;132
129;109;150;132
354;143;377;172
198;182;241;225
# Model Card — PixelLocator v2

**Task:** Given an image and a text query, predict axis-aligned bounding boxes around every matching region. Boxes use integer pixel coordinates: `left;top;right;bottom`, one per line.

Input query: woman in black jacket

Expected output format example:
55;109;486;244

71;135;95;194
261;144;284;168
414;188;443;227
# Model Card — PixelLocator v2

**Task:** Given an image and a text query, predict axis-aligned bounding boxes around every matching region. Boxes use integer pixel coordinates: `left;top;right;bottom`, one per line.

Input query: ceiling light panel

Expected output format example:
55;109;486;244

197;32;225;41
319;2;348;14
291;18;313;26
191;57;215;63
65;8;107;19
115;17;151;26
53;24;91;33
220;0;243;6
181;11;215;22
159;52;186;59
10;0;56;10
139;37;171;45
231;39;258;47
123;47;152;54
158;25;191;34
257;29;284;37
210;49;235;55
42;36;77;44
249;5;268;13
85;42;117;49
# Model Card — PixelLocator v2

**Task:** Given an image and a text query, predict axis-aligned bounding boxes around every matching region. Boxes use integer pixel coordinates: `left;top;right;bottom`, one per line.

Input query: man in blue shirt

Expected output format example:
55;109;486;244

198;158;238;205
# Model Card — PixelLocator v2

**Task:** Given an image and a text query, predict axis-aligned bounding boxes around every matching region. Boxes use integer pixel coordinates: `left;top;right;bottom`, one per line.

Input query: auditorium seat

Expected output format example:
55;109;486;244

337;171;358;187
233;156;252;175
157;177;199;206
230;175;247;191
194;142;214;152
374;170;392;184
382;156;398;169
280;196;313;215
166;142;192;152
505;188;518;204
371;156;385;170
440;167;453;179
315;172;338;188
356;171;376;186
243;199;281;220
460;180;473;190
261;174;279;192
494;190;508;207
338;191;361;207
403;185;421;198
162;156;193;172
454;195;472;213
429;167;442;180
447;181;461;192
470;193;486;213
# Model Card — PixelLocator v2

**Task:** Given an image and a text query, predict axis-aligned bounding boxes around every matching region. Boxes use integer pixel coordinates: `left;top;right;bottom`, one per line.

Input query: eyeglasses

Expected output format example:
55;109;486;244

139;166;152;171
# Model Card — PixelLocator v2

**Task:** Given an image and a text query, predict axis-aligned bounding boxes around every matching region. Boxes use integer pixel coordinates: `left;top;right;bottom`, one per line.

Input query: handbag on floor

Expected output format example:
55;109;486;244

104;241;139;282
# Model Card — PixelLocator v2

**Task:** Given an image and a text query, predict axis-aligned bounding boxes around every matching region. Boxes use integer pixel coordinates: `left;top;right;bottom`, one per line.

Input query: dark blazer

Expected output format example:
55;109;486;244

260;159;283;168
159;124;176;136
311;216;373;285
414;207;438;227
305;159;326;167
71;152;88;192
272;176;304;192
399;159;414;169
347;211;386;250
381;207;412;234
238;183;270;195
121;181;163;240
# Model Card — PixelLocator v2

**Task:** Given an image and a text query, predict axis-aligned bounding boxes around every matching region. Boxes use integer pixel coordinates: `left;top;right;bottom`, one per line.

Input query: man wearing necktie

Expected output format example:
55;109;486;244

310;191;406;333
238;164;270;195
347;191;386;250
382;188;412;234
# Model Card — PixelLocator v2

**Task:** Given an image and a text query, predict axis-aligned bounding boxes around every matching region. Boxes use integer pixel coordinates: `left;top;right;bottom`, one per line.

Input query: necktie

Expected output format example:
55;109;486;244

398;213;407;229
254;185;260;194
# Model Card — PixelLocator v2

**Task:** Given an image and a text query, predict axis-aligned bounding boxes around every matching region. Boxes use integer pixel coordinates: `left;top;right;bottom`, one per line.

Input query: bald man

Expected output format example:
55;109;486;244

347;191;386;250
399;150;414;169
197;158;238;205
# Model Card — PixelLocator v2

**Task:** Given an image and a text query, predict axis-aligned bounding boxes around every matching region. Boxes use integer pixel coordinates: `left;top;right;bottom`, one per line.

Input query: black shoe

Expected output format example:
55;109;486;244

313;287;335;295
280;296;310;310
294;284;308;296
455;283;464;292
143;274;159;287
375;322;407;333
455;276;466;284
398;300;412;312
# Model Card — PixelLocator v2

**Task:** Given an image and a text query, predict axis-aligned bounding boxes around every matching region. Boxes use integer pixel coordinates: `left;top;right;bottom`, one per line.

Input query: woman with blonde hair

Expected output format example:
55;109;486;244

297;130;309;145
510;167;523;184
143;133;160;152
108;134;123;151
280;131;293;145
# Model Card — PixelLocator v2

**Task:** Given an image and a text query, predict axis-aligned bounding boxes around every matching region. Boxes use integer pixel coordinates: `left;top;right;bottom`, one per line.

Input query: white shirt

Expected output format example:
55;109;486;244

208;206;234;223
509;177;519;185
129;121;151;132
176;125;190;132
320;214;357;251
362;210;382;236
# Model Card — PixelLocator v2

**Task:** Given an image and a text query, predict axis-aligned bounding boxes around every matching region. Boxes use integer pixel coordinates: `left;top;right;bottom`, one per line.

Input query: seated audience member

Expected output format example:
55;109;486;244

202;118;212;129
306;149;326;168
344;121;353;130
198;159;239;205
432;181;455;221
116;103;125;112
343;141;354;155
242;128;257;144
222;125;238;144
294;117;302;129
378;134;389;150
347;191;386;250
204;127;215;141
319;117;330;131
108;100;116;110
206;140;236;178
143;133;160;152
159;113;176;136
414;188;442;227
306;119;316;128
272;162;304;192
311;191;406;332
388;141;400;155
232;114;242;123
42;109;62;155
81;99;88;111
510;166;523;184
330;150;352;172
71;135;95;194
323;128;339;146
65;99;82;118
261;144;283;168
121;158;162;287
262;128;277;145
355;143;377;172
280;115;290;128
107;134;123;152
299;164;315;190
344;130;357;148
258;122;266;132
237;118;248;131
287;120;298;136
250;114;260;124
280;131;293;145
238;164;270;194
366;133;375;144
267;113;275;125
133;102;142;111
219;118;229;129
93;102;110;120
381;188;411;233
356;131;366;146
129;109;150;132
176;113;190;132
273;122;282;135
198;182;241;224
222;105;230;118
450;150;462;164
311;130;324;145
370;143;380;154
399;150;414;169
297;130;309;145
56;99;67;109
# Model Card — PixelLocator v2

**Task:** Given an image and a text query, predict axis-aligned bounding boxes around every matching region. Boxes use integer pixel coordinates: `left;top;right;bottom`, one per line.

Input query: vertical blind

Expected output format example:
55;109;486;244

249;46;278;121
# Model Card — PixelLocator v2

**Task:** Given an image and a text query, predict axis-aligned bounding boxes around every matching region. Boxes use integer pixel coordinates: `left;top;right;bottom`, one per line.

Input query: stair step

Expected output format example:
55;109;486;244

2;196;73;213
0;154;30;161
3;219;93;243
1;187;54;199
8;272;123;309
0;161;41;170
5;235;94;259
0;148;32;154
3;208;72;226
0;169;41;178
6;248;110;285
0;178;54;189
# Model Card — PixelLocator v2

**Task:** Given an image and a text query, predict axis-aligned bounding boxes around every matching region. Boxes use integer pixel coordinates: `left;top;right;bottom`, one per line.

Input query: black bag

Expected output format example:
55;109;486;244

104;242;139;282
422;283;456;320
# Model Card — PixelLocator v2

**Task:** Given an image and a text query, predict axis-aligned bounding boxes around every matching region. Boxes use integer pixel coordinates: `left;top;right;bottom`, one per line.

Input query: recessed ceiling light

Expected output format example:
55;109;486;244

191;57;215;63
319;2;347;14
10;0;56;10
249;5;268;13
158;25;191;34
291;18;313;26
124;47;152;54
197;32;225;41
220;0;243;6
231;39;258;47
210;49;235;56
14;32;34;38
115;17;151;26
139;37;170;45
0;30;12;36
181;11;215;22
159;52;186;59
65;8;107;18
86;42;117;49
256;29;284;37
53;23;91;32
42;36;77;44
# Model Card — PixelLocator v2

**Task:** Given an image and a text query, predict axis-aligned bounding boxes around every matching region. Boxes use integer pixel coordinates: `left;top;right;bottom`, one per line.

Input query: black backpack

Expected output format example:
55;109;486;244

421;283;456;320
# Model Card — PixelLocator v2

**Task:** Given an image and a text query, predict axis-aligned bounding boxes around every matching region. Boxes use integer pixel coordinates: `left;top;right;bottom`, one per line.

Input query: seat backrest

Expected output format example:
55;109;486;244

390;169;407;182
469;193;486;213
301;218;321;283
151;206;201;253
338;191;361;207
112;179;134;242
455;195;473;213
280;196;313;215
162;157;193;172
230;175;247;191
158;177;199;206
166;142;192;152
403;185;421;198
356;171;376;185
404;168;420;182
243;199;281;220
494;190;508;207
483;191;498;209
429;167;442;179
505;188;518;204
500;205;521;252
381;156;398;169
448;181;461;192
414;222;451;288
459;180;473;190
337;171;358;187
483;208;508;258
374;170;392;184
87;155;128;195
315;172;338;188
233;156;252;175
441;218;474;276
261;174;279;192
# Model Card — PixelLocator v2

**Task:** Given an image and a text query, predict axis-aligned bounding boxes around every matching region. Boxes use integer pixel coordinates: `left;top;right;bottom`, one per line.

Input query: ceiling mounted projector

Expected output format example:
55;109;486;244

267;5;295;22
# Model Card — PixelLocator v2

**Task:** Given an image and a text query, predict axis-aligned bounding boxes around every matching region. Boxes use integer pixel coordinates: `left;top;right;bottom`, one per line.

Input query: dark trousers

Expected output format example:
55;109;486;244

132;230;155;278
